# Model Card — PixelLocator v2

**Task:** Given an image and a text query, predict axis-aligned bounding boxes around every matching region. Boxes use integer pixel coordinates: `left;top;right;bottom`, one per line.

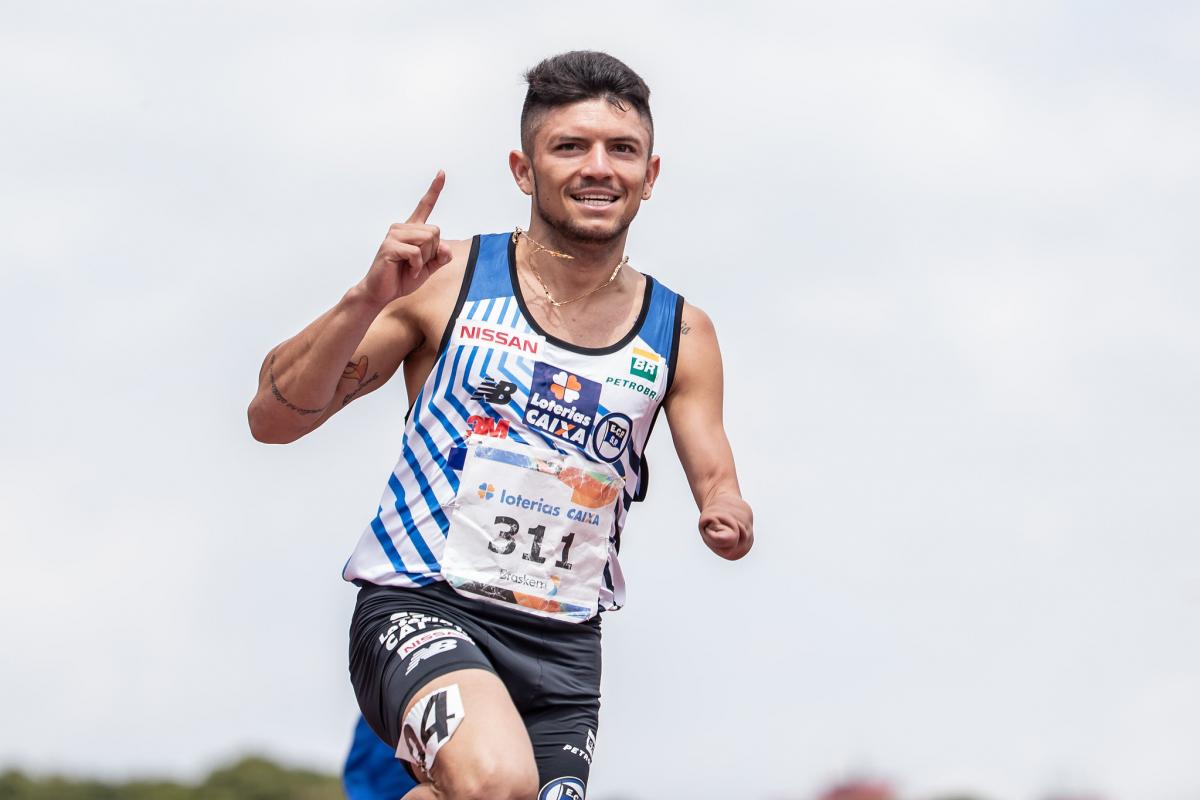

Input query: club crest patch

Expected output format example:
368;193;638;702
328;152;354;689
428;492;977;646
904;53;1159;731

592;412;632;463
539;776;586;800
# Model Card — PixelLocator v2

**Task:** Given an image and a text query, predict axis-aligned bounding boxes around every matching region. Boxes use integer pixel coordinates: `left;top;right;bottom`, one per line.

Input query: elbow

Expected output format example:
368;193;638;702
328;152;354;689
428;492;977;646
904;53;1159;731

246;399;304;444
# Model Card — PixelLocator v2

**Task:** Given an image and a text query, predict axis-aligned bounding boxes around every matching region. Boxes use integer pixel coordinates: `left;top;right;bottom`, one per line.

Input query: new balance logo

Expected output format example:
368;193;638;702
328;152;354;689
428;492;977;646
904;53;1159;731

473;379;517;405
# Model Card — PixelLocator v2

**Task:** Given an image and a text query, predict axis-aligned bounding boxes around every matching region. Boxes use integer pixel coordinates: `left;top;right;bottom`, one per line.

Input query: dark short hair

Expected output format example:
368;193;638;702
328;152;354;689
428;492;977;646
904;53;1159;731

520;51;654;154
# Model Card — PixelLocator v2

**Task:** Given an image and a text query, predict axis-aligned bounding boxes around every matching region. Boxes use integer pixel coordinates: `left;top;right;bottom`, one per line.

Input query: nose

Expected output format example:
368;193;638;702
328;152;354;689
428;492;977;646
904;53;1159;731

579;143;615;180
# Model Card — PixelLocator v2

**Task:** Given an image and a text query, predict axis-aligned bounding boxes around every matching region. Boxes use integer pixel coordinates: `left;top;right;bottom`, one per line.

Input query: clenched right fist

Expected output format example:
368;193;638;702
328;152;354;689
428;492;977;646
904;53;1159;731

360;171;454;306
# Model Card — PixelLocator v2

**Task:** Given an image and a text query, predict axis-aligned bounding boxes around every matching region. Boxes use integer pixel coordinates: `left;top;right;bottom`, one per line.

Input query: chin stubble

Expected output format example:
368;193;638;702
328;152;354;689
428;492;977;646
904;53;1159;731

529;169;634;245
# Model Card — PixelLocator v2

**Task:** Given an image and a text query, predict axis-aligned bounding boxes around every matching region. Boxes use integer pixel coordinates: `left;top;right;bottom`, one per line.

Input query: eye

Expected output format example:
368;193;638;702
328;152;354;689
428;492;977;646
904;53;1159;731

613;143;636;154
556;142;582;151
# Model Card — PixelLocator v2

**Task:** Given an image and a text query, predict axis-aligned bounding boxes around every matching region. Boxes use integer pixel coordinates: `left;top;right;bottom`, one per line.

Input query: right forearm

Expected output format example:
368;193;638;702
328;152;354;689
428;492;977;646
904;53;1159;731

248;284;385;443
249;171;452;443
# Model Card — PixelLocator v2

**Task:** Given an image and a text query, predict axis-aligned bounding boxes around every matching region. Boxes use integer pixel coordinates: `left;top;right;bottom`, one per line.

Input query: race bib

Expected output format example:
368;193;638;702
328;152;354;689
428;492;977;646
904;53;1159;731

441;436;624;622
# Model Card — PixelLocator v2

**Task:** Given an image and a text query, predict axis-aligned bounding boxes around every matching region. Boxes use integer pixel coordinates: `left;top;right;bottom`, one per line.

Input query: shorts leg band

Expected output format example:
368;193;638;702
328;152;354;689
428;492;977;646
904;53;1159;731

396;683;466;774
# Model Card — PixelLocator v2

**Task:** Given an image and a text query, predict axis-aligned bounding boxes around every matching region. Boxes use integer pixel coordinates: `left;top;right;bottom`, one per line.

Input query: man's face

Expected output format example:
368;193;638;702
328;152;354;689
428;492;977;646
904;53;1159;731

511;98;660;245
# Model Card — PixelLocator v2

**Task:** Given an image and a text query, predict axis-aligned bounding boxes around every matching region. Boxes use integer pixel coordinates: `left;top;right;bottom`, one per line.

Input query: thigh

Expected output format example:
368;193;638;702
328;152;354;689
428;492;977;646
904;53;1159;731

349;586;539;797
525;701;599;800
403;668;539;798
349;587;497;748
519;618;602;798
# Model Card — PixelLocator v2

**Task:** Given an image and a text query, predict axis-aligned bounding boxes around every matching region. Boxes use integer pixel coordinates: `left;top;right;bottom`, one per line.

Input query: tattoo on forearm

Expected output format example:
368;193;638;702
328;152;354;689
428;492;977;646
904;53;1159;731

343;355;369;382
341;355;379;407
681;319;692;335
343;372;380;407
267;354;327;416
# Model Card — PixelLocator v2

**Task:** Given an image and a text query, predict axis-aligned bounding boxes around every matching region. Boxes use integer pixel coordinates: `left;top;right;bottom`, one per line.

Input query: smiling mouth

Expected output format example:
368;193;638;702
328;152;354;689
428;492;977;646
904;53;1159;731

570;193;619;206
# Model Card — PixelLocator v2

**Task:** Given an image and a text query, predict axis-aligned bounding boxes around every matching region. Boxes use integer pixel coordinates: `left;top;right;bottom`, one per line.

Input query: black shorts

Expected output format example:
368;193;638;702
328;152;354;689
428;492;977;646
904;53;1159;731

349;581;601;795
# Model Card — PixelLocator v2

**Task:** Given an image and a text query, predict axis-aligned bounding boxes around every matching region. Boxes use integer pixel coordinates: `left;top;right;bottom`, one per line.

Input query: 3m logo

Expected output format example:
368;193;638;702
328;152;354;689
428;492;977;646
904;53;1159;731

477;483;495;500
629;347;661;382
550;371;582;403
467;415;510;439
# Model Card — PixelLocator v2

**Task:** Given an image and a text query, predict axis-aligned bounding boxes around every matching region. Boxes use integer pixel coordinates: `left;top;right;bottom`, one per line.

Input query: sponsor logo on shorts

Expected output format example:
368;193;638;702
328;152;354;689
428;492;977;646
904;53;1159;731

592;412;632;463
559;727;596;767
460;322;540;355
397;628;471;659
525;363;601;448
405;638;459;675
539;777;586;800
378;612;468;653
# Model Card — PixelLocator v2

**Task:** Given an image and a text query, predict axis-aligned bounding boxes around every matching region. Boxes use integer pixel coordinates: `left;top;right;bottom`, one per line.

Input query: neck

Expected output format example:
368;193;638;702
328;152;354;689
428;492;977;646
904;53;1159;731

519;220;630;294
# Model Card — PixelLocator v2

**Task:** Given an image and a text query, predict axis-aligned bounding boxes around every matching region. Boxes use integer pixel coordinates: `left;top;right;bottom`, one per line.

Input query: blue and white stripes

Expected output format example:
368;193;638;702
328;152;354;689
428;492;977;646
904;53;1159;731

343;233;683;614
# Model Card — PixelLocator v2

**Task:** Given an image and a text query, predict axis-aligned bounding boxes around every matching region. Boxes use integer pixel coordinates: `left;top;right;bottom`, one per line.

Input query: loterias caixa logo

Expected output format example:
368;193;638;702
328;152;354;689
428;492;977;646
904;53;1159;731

524;362;601;448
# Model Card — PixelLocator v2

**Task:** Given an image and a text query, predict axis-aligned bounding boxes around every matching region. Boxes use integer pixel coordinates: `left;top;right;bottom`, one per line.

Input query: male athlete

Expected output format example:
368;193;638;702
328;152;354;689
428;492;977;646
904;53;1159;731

249;51;753;800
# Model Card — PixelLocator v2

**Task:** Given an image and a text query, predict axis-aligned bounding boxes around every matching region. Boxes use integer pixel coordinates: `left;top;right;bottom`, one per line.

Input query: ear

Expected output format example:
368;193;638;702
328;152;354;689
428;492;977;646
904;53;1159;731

641;154;661;201
509;150;534;196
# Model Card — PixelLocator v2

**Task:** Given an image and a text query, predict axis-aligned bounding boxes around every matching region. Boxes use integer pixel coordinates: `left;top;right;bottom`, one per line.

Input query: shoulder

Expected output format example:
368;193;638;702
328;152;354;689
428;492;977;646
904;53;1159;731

638;274;707;338
679;301;714;340
665;301;722;403
676;301;718;361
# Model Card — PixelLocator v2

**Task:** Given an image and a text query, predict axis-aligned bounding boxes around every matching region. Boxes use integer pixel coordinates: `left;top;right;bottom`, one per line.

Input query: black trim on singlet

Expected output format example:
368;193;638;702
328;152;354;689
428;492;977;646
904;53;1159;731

433;234;482;360
664;294;685;399
631;294;686;504
506;233;654;356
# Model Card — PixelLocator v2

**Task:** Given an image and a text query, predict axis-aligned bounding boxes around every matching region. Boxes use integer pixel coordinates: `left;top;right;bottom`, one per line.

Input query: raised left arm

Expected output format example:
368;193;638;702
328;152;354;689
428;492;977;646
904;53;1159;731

663;303;754;560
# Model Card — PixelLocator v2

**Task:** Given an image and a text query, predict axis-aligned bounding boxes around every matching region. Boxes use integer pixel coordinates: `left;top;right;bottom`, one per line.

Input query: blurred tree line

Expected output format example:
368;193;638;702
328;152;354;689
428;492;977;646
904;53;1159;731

0;757;342;800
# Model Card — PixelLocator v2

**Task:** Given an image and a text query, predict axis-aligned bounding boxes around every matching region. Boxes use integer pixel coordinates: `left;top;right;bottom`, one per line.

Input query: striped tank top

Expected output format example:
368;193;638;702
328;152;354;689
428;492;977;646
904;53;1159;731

342;232;684;613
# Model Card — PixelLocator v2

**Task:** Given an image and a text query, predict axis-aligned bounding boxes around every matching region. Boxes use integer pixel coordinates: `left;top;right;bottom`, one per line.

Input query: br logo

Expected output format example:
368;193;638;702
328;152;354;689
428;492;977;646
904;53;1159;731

538;777;585;800
629;347;661;382
477;483;495;500
472;378;518;405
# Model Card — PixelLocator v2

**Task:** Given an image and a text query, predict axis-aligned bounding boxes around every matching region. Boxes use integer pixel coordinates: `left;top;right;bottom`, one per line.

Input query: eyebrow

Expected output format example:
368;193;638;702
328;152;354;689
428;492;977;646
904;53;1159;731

551;134;644;147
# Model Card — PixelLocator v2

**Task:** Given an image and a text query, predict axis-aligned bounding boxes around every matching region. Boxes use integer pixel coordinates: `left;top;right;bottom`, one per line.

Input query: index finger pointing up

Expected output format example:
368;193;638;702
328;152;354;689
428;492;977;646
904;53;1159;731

406;170;446;224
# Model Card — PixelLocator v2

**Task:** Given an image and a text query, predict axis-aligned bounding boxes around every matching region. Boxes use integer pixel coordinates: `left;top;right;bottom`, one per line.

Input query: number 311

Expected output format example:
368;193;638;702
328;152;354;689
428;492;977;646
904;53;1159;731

488;515;575;570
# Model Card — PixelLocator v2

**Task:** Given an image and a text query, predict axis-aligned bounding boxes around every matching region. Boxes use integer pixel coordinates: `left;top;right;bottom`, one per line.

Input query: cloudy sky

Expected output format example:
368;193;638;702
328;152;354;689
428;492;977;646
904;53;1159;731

2;2;1198;799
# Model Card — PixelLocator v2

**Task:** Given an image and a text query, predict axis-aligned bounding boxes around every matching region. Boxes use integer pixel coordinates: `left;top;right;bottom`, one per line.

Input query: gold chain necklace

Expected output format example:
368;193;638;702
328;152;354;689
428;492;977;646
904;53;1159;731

513;226;629;308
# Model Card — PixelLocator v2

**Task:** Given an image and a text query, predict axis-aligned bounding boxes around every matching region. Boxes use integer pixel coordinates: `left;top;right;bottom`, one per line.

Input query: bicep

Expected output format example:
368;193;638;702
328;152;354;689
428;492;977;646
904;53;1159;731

304;304;418;431
664;305;741;506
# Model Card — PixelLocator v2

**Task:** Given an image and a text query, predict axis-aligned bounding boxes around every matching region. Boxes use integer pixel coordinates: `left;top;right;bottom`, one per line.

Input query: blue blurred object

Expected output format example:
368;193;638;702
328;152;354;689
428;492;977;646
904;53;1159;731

343;715;419;799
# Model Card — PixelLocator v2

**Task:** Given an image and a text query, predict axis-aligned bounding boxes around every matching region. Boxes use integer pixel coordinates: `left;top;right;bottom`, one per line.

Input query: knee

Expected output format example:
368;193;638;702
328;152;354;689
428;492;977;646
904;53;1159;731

444;756;539;800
